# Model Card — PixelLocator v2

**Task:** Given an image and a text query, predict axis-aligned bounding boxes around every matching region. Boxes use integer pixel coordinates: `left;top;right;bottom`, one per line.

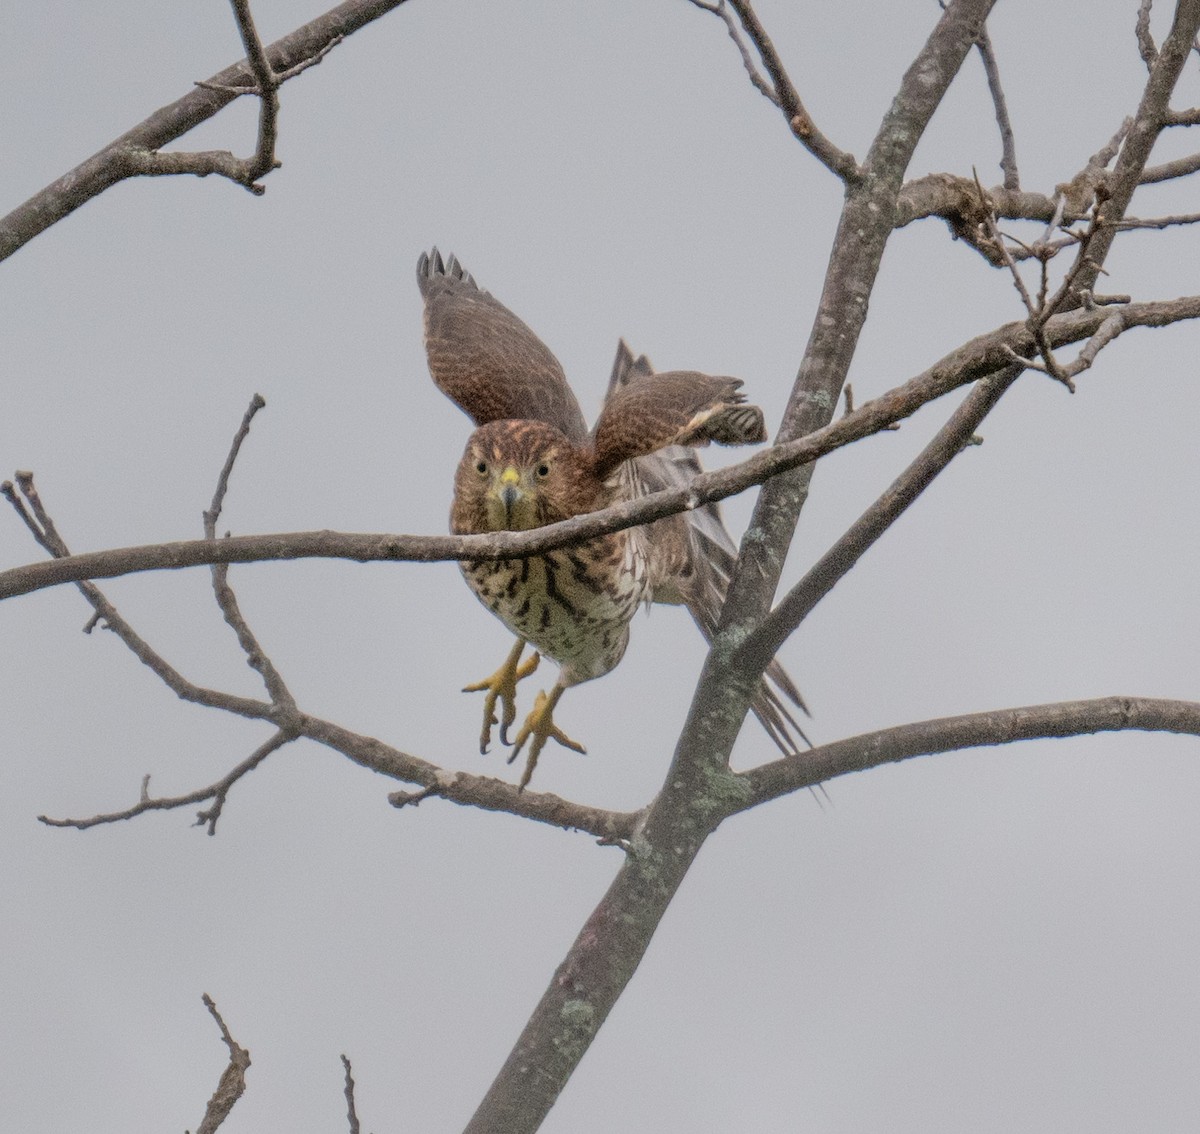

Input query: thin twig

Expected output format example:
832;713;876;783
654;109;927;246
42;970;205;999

0;0;408;261
203;395;295;709
974;20;1020;188
276;33;345;80
696;0;861;180
205;394;266;532
1137;0;1158;68
341;1055;361;1134
2;474;277;720
684;0;777;103
39;729;294;834
1115;209;1200;229
231;0;281;189
978;173;1116;391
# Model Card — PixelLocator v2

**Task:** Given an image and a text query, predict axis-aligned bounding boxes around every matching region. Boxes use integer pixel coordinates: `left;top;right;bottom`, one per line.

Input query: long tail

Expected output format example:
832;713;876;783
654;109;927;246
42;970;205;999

606;340;811;756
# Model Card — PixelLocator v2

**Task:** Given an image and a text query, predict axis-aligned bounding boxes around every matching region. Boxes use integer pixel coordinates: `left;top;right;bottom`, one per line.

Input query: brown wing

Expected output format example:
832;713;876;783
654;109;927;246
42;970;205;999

417;249;587;441
590;365;765;481
605;341;809;753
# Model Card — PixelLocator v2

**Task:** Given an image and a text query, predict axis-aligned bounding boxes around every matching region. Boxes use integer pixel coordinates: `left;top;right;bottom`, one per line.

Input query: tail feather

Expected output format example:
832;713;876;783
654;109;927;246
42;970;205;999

606;341;811;757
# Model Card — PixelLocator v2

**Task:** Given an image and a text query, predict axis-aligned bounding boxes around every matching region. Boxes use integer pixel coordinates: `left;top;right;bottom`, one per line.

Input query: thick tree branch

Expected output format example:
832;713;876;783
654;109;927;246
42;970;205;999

462;6;1200;1115
305;715;639;840
715;0;998;651
738;697;1200;809
462;5;1001;1131
0;0;411;262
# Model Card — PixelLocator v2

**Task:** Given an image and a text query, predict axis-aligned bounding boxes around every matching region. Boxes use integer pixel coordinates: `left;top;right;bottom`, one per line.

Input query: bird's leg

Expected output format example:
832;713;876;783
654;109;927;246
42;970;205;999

462;639;540;754
508;683;587;791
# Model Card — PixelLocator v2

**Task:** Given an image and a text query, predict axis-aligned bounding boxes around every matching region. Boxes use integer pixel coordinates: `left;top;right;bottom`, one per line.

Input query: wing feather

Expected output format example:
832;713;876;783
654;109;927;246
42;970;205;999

591;363;764;481
417;249;587;441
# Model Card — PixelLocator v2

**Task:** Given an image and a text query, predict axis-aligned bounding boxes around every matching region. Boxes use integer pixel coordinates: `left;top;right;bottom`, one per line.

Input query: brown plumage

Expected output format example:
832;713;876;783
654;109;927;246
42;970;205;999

418;248;807;787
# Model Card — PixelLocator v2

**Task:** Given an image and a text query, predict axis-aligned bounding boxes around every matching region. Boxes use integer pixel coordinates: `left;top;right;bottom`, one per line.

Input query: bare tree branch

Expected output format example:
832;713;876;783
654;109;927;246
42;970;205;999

8;292;1199;606
1070;0;1200;296
738;697;1200;809
1140;147;1200;181
340;1055;361;1134
462;6;1200;1120
204;395;296;710
5;473;636;840
714;0;999;661
39;730;295;834
2;473;277;720
697;0;862;180
129;0;287;196
973;20;1020;188
1115;209;1200;229
1137;0;1159;67
0;0;412;262
309;716;640;840
7;6;1200;1128
194;995;251;1134
740;363;1022;681
684;0;777;103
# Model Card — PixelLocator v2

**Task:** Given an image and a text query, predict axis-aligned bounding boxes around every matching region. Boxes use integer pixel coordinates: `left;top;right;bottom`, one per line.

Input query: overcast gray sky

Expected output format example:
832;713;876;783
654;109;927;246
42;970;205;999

4;2;1200;1131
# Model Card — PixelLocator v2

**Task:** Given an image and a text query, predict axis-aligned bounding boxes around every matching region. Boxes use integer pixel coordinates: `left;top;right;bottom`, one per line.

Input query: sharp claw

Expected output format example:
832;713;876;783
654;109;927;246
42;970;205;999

462;641;536;756
508;687;586;789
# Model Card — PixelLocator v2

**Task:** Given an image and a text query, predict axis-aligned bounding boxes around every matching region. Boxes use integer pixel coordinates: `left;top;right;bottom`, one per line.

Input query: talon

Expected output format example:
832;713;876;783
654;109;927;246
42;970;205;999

508;686;586;791
497;650;540;746
462;641;539;754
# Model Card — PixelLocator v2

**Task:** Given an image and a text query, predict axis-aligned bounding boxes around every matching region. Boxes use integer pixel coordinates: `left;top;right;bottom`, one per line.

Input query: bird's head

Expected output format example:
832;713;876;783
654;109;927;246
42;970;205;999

451;419;601;534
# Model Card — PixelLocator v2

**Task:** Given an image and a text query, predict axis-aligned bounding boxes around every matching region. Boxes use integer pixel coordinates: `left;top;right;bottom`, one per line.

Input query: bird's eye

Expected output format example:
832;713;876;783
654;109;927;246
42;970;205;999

536;463;551;478
475;459;488;476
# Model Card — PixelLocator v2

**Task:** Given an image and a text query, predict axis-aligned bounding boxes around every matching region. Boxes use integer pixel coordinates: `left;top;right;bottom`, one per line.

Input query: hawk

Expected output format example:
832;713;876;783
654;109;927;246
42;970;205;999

418;249;807;788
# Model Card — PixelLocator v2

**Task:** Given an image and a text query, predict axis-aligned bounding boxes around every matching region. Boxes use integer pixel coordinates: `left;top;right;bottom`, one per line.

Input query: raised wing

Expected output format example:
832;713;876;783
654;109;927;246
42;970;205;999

590;361;765;481
605;341;809;753
417;249;587;441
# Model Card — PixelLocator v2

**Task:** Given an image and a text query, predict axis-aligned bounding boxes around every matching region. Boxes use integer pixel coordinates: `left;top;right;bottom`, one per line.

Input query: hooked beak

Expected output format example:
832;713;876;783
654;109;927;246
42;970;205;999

499;467;521;513
491;466;528;529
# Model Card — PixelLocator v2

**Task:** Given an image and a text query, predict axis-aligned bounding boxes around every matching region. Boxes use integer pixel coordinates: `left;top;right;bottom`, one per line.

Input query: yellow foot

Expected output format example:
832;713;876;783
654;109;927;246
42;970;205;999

508;685;586;791
462;640;540;754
